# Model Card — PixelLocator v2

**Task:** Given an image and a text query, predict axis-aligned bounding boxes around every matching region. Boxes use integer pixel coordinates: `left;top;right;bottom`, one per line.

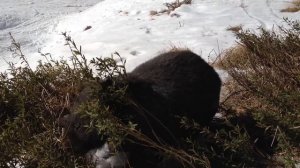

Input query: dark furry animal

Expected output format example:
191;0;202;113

59;113;104;154
59;50;221;167
120;50;221;167
114;50;221;145
128;50;221;124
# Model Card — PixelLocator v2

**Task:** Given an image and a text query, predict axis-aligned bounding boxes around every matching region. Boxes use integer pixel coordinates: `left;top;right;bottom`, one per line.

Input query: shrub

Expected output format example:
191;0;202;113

0;33;99;167
216;19;300;167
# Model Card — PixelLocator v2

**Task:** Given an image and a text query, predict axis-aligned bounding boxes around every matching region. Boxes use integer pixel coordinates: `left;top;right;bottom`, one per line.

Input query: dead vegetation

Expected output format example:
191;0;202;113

150;0;192;16
281;0;300;12
226;25;243;33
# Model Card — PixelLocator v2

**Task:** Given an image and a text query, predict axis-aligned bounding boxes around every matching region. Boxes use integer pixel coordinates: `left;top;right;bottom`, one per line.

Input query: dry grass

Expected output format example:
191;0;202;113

150;0;192;16
226;25;243;33
163;0;192;13
149;10;158;16
281;7;300;12
214;45;248;70
281;0;300;12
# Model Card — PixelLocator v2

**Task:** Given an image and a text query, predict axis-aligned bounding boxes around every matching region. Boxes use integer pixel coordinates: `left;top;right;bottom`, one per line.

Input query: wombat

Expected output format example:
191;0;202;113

59;50;221;167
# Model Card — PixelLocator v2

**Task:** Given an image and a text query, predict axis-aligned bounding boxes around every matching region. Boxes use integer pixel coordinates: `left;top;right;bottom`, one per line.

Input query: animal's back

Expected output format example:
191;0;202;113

128;50;221;124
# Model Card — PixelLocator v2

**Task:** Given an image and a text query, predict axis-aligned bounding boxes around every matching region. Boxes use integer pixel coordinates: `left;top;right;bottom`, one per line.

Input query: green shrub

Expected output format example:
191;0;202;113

217;19;300;167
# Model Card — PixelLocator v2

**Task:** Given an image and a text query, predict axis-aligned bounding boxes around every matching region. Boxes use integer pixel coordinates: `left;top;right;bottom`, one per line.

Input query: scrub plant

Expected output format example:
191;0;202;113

216;18;300;167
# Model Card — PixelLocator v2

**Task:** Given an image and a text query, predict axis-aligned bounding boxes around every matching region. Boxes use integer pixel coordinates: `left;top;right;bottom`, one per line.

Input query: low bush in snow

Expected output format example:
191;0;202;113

216;18;300;167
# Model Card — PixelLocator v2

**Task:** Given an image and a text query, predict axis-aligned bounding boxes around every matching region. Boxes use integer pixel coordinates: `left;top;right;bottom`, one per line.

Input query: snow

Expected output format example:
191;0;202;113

86;143;127;168
0;0;101;69
1;0;299;72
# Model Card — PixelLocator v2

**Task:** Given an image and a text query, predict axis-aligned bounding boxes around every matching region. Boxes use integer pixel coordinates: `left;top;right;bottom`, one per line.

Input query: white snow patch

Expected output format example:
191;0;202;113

37;0;300;71
1;0;299;71
86;143;127;168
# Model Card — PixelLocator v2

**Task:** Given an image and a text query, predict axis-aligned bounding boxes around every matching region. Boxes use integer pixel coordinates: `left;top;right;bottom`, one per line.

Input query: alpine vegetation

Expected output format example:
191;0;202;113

216;19;300;167
1;19;299;167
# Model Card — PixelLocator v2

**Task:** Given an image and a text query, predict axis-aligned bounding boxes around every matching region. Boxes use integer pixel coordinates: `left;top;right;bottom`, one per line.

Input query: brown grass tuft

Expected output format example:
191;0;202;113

281;0;300;12
226;25;243;33
150;0;192;16
281;7;300;12
149;10;158;16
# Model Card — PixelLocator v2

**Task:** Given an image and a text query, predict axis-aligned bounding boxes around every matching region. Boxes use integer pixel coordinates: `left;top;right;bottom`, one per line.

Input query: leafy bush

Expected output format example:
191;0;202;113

0;33;98;167
216;19;300;167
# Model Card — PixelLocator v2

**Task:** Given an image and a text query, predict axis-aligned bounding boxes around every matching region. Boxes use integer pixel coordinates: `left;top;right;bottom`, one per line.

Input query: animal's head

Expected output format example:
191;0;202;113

58;113;103;154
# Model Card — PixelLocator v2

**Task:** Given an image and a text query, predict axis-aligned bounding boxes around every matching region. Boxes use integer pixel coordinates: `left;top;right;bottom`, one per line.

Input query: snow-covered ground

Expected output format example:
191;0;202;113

0;0;101;69
0;0;299;72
